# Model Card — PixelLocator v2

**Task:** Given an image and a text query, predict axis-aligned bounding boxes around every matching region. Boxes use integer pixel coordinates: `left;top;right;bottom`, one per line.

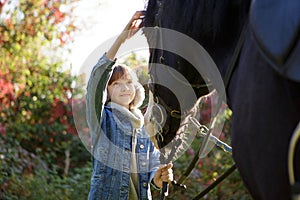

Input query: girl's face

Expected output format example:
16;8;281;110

107;76;136;109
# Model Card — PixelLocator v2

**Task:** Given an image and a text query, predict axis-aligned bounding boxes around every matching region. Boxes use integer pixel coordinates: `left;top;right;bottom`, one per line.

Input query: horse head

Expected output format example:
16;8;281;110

142;0;249;156
142;0;212;155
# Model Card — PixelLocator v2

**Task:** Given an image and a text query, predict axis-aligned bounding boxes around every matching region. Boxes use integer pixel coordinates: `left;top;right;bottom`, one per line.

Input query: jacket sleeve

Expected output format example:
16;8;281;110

86;54;115;149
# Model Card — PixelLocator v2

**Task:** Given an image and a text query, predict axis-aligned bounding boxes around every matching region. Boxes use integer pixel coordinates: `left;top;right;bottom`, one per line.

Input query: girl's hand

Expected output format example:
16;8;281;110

153;163;174;188
106;11;145;60
120;11;145;41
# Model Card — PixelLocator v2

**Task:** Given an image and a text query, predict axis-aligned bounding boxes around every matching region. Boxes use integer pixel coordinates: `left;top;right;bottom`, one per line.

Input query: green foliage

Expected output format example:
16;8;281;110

0;132;91;199
1;155;91;200
0;0;91;198
121;52;150;86
0;0;85;168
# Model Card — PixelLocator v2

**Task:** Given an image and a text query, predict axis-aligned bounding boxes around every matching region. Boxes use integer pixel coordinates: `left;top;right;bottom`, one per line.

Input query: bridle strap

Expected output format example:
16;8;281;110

223;21;248;92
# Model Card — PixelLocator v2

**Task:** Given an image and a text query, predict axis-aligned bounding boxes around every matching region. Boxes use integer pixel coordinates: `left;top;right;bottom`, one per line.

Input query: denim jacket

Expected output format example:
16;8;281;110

86;54;160;200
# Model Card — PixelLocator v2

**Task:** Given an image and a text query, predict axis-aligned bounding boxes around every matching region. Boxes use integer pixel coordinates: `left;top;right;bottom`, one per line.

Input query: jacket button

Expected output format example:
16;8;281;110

142;161;146;166
143;182;147;188
140;144;144;149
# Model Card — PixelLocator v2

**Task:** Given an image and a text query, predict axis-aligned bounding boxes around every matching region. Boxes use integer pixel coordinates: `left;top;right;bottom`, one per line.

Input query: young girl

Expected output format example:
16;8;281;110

86;11;173;200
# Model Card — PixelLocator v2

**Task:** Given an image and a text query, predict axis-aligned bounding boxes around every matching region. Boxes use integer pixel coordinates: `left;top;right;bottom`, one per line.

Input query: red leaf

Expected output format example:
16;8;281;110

0;122;6;135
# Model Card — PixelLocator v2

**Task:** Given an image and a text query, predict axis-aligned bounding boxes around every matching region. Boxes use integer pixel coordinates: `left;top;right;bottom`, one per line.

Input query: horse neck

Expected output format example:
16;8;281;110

178;0;251;78
144;0;250;87
202;35;242;79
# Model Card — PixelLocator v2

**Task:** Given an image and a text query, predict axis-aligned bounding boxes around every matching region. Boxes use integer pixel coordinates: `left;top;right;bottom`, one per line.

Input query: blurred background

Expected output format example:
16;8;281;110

0;0;250;199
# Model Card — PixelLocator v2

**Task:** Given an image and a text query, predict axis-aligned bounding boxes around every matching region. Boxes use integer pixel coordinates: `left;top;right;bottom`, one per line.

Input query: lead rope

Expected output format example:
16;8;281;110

190;117;232;153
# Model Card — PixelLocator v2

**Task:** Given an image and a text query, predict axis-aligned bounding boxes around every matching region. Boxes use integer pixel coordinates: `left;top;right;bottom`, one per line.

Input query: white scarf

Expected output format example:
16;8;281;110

107;102;144;130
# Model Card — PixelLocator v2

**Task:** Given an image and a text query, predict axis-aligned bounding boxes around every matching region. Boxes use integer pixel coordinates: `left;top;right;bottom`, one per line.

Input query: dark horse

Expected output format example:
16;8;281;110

143;0;300;199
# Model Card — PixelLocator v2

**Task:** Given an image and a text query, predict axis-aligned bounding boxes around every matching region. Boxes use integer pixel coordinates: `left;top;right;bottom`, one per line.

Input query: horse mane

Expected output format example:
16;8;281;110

145;0;249;40
144;0;250;70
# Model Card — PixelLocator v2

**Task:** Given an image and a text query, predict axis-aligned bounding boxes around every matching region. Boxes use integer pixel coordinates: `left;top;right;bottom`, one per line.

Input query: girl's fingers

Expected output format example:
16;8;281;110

162;168;173;176
133;10;146;19
160;163;173;182
123;11;145;39
153;163;174;187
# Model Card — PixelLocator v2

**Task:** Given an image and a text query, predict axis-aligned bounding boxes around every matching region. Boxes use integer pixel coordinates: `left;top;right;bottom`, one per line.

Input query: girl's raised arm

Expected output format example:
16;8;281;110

106;11;145;60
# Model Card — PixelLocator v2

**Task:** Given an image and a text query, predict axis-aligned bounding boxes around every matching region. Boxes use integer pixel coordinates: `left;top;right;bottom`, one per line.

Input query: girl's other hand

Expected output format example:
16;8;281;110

153;163;174;188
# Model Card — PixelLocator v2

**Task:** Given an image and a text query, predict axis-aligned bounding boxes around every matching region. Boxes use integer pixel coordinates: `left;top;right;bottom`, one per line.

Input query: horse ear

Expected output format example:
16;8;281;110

131;82;145;109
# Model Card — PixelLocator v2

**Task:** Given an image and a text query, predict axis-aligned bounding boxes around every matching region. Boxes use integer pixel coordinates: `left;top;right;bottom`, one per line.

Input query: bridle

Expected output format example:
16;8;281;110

147;0;180;120
148;0;211;133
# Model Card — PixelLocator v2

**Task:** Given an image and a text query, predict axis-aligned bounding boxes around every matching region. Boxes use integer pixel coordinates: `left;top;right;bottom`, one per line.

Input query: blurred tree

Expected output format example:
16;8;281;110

0;0;86;175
